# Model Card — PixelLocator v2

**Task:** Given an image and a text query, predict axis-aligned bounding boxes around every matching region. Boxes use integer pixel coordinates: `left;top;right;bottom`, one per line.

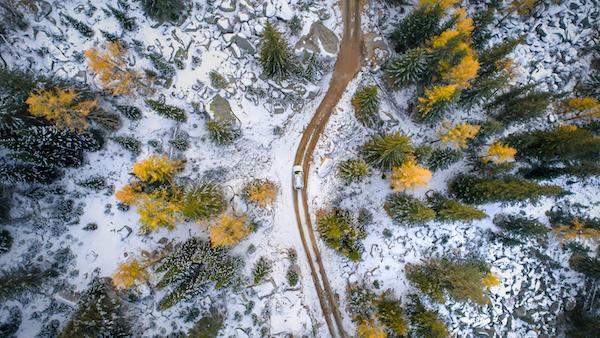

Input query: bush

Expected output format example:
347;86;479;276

427;192;487;222
112;135;141;155
141;0;186;22
252;257;272;284
206;120;240;145
448;174;565;204
60;278;131;337
427;148;462;171
408;295;449;338
242;179;278;207
338;159;370;183
181;182;226;221
286;267;299;286
406;258;490;304
116;105;142;120
156;238;242;309
493;214;548;237
362;132;414;171
384;192;436;226
376;292;408;336
352;86;380;128
317;208;365;261
145;99;187;122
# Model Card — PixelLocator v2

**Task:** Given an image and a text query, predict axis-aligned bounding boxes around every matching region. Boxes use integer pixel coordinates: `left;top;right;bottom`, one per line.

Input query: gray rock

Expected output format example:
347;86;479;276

219;0;237;12
217;17;233;33
210;94;239;125
295;21;339;55
234;34;256;54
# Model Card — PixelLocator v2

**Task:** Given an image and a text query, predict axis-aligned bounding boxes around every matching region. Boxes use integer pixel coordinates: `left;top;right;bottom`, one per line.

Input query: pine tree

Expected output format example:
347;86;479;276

519;162;600;180
362;132;414;171
260;22;294;78
317;208;365;261
438;122;481;148
141;0;186;22
62;14;94;38
210;214;251;247
352;86;380;128
242;179;278;207
405;258;490;304
427;148;462;171
384;192;436;225
252;256;272;284
0;161;61;184
408;295;449;338
427;192;487;222
390;159;432;191
59;278;131;337
569;253;600;279
390;3;444;52
155;238;242;309
386;48;431;88
112;259;149;289
376;292;408;336
493;214;548;237
448;174;565;204
107;5;136;31
338;158;370;183
181;182;225;221
205;120;241;145
490;85;552;123
145;99;187;122
116;105;142;120
112;135;141;155
505;125;600;164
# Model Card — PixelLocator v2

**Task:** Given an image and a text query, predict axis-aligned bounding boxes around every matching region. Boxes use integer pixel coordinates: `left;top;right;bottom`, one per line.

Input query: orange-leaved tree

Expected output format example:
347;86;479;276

438;122;480;148
210;214;251;247
84;42;145;95
390;159;432;191
26;88;97;131
112;259;149;289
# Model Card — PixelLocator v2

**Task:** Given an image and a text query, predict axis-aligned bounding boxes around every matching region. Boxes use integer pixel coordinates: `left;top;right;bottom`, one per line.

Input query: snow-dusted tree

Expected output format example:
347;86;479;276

390;159;432;191
210;214;251;247
407;295;449;338
386;48;431;88
252;256;272;284
141;0;187;22
85;42;144;96
259;22;294;78
493;214;548;237
384;192;436;225
338;158;370;183
145;99;187;122
438;122;481;149
205;120;240;145
181;182;225;221
25;88;97;131
489;84;552;123
316;208;365;261
426;192;486;222
352;86;380;127
376;292;408;336
390;2;444;52
155;238;242;309
112;259;149;289
362;132;414;171
242;179;278;207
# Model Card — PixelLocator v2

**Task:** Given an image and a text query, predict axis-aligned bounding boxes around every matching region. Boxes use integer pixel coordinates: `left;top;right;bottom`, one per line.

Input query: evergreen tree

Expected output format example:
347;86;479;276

317;208;365;261
376;292;408;336
181;182;226;221
477;37;524;78
338;158;370;183
384;192;436;225
519;162;600;180
60;278;131;338
505;125;600;164
107;5;136;31
448;174;565;204
386;48;431;88
62;14;94;38
390;4;444;52
141;0;187;22
205;120;241;145
155;238;242;309
493;214;548;237
407;295;449;338
116;105;142;120
563;298;600;337
0;160;61;184
352;86;380;128
112;135;141;155
260;22;294;78
145;99;187;122
362;132;414;171
427;148;462;171
426;192;487;222
0;264;58;301
489;84;552;123
569;253;600;279
252;256;272;284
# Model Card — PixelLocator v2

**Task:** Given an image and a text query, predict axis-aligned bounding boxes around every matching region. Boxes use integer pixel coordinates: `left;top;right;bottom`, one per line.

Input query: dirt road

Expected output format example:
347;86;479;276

291;0;362;337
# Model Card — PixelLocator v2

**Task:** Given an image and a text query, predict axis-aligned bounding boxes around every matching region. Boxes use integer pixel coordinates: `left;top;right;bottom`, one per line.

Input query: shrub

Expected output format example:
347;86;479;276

206;120;240;145
346;282;377;323
448;174;565;204
181;182;225;221
493;214;548;237
384;192;436;225
242;179;278;207
390;159;432;191
112;259;149;289
406;258;490;304
427;148;462;171
286;267;299;286
112;135;141;155
338;159;370;183
107;5;136;31
252;257;272;284
260;22;294;78
376;292;408;336
408;296;449;338
317;208;365;261
352;86;380;127
141;0;186;22
145;99;187;122
138;194;180;232
155;238;242;309
362;132;414;171
210;214;251;247
427;192;486;222
288;15;302;36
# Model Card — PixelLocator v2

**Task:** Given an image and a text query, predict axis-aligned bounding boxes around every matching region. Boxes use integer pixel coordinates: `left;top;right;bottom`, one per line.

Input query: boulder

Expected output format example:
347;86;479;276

295;21;339;56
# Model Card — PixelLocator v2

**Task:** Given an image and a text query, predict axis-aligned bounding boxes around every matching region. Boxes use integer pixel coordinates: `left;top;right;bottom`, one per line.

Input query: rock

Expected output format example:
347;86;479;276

219;0;236;12
295;21;339;56
264;1;276;17
234;34;255;54
217;17;233;33
209;94;239;125
239;11;251;22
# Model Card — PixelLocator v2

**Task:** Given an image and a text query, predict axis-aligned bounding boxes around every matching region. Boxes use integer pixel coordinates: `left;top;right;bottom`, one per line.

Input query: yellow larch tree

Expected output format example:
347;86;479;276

210;214;251;247
132;155;184;184
244;180;278;207
484;142;517;164
112;259;149;289
26;88;97;131
441;53;480;89
438;123;481;148
137;192;181;233
552;218;600;240
357;320;387;338
390;159;432;191
417;84;459;117
115;182;145;205
84;42;144;96
558;97;600;121
418;0;460;11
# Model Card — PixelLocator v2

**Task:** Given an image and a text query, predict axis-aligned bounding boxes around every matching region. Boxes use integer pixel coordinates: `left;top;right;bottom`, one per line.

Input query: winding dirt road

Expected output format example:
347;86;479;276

292;0;362;337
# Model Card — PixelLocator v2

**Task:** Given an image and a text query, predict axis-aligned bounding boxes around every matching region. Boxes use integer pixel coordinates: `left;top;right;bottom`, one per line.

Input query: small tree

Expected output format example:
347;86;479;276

376;292;408;336
352;86;380;128
138;193;180;232
493;214;548;237
386;48;431;88
427;192;486;222
490;85;552;123
417;85;459;121
384;192;436;225
25;88;97;131
317;208;365;261
357;321;386;338
243;179;278;207
205;120;240;145
84;42;144;96
209;214;251;248
112;259;149;289
483;142;516;164
362;132;414;171
141;0;186;22
181;182;226;221
338;158;370;183
390;159;432;191
145;99;187;122
438;122;480;148
427;148;462;171
252;256;272;284
408;296;449;338
132;155;183;184
259;22;293;78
